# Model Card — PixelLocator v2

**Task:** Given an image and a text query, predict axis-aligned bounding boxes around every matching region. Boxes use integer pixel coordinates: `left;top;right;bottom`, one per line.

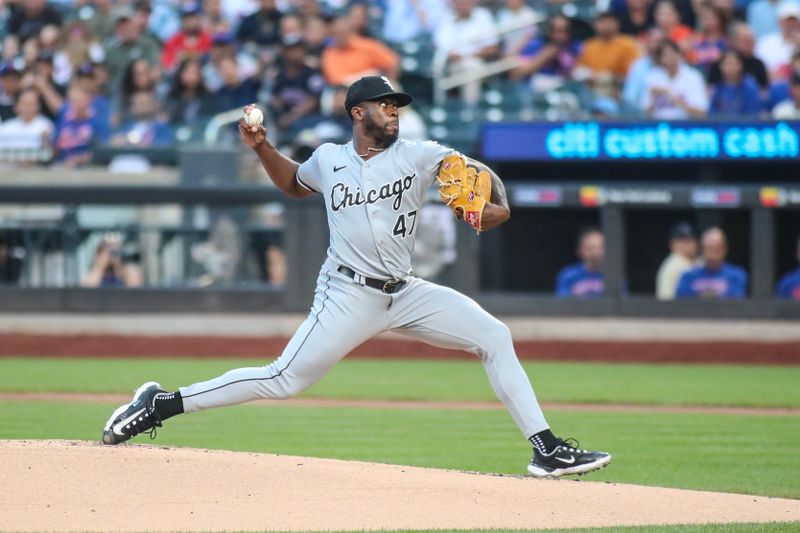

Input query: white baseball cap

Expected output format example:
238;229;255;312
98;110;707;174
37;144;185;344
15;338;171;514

778;1;800;20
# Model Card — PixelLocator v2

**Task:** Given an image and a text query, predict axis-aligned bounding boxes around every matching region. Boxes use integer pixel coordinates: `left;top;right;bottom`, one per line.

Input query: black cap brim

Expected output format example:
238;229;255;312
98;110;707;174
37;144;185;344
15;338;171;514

365;90;413;107
347;91;413;114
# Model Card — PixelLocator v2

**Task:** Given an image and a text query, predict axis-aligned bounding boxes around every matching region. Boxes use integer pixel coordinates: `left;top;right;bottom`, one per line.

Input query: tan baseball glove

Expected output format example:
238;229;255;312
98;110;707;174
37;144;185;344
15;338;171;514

436;153;492;233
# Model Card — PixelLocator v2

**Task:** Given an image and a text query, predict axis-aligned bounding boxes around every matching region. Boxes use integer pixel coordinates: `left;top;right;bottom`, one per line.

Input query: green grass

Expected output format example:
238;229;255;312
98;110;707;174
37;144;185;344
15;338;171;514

1;401;798;499
2;358;800;407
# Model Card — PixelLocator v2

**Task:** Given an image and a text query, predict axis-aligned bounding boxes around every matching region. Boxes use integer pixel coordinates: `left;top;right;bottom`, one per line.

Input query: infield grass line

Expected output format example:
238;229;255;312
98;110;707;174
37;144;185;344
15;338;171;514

2;358;799;408
1;401;798;499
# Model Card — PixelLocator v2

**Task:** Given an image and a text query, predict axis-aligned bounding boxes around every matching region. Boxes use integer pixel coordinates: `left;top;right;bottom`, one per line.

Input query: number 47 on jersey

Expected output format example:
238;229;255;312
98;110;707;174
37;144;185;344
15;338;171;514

393;210;418;238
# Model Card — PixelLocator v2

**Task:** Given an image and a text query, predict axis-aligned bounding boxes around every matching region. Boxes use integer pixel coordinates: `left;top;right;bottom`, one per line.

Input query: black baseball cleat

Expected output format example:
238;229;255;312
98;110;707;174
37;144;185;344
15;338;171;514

527;438;612;478
102;381;166;445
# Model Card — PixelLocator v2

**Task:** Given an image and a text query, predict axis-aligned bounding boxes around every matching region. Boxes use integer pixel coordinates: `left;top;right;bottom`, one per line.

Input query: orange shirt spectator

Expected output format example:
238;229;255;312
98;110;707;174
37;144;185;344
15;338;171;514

322;15;399;86
577;13;641;80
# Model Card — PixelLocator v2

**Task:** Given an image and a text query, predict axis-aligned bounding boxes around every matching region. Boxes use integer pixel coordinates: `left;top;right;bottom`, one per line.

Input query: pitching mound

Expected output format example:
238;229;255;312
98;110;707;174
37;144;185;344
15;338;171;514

2;440;799;532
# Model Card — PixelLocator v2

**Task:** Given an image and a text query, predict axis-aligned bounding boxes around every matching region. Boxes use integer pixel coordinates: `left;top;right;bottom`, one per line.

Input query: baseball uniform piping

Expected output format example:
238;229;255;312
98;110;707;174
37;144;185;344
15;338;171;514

181;272;333;399
296;171;321;193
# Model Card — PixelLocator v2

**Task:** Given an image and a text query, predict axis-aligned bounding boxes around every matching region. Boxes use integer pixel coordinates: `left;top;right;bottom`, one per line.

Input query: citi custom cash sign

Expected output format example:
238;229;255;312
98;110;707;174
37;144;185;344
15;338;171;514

545;122;799;160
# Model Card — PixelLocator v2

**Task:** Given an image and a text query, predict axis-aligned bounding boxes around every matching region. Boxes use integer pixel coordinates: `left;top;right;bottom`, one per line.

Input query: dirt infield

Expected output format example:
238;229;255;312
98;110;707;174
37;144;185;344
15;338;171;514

2;333;800;364
1;440;799;533
2;391;799;416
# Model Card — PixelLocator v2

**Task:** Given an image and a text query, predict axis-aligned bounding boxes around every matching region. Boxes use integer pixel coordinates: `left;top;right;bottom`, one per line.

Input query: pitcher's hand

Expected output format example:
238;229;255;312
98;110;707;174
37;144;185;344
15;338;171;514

239;104;266;148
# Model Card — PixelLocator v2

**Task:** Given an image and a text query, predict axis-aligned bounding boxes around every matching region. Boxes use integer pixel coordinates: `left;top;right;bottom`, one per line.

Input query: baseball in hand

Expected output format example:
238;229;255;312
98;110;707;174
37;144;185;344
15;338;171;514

244;106;263;127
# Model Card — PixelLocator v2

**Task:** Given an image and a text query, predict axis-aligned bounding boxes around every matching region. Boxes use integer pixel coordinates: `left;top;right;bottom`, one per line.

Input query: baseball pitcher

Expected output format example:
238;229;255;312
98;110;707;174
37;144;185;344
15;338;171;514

102;76;611;478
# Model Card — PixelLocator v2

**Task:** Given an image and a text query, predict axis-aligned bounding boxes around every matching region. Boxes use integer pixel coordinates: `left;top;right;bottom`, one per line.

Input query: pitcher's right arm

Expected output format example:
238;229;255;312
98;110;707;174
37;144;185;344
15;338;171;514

239;105;314;199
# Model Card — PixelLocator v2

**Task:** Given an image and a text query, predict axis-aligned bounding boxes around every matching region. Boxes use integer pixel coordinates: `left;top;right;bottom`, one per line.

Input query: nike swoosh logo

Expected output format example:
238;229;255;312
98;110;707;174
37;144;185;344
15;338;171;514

333;165;347;172
555;455;576;464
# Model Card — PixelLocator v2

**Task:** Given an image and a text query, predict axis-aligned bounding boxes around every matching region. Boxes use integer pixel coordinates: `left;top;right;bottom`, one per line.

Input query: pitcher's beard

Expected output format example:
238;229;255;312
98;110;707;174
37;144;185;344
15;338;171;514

363;115;399;149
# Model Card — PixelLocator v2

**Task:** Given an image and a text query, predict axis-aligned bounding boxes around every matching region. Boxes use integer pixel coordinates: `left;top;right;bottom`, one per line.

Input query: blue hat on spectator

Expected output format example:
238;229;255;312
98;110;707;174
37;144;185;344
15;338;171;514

212;32;234;45
180;2;201;17
670;222;695;240
0;61;20;76
76;62;95;77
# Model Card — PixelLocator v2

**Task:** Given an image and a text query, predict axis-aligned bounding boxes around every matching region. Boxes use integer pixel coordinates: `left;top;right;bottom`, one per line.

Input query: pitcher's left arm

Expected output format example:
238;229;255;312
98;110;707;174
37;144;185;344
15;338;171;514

467;158;510;231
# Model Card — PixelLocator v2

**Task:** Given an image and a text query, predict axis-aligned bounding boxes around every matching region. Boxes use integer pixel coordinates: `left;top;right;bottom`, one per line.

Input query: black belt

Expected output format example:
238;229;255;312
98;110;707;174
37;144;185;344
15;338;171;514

337;265;406;294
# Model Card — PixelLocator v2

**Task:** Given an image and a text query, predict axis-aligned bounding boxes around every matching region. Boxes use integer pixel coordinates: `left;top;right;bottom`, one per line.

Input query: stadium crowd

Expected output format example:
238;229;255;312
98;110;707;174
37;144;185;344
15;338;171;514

2;0;800;164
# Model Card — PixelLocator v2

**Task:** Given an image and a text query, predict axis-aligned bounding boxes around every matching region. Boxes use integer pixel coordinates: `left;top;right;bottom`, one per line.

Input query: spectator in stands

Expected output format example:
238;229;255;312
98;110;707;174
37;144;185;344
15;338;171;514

53;83;111;167
575;12;640;94
202;32;259;93
654;0;693;54
118;58;158;124
303;16;329;62
38;23;62;59
348;1;371;37
6;0;62;46
19;52;65;120
210;55;260;111
271;34;325;135
433;0;498;104
130;1;164;48
656;222;698;300
72;62;112;128
616;0;655;38
0;87;53;151
755;1;800;80
556;227;605;298
676;227;748;299
709;50;761;116
296;0;323;19
280;13;303;41
776;235;800;299
772;72;800;117
708;22;769;91
641;40;708;118
766;49;800;108
80;233;143;288
747;0;781;39
510;15;581;93
236;0;283;47
321;13;399;86
65;0;115;44
0;61;22;121
111;90;174;147
165;58;213;124
496;0;539;56
105;8;161;90
161;3;212;72
690;5;728;73
54;22;106;88
382;0;448;44
0;234;22;285
623;27;665;110
202;0;232;34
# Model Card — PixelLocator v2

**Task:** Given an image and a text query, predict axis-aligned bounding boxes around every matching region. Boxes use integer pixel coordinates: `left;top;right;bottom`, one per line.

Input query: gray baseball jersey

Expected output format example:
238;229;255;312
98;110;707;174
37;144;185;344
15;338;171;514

180;138;550;440
296;139;452;280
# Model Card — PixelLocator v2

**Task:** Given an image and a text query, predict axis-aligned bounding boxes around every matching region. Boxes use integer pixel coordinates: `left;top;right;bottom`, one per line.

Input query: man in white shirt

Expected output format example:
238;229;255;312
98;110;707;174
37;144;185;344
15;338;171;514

433;0;499;104
641;40;708;119
656;222;698;300
755;1;800;80
0;87;53;153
